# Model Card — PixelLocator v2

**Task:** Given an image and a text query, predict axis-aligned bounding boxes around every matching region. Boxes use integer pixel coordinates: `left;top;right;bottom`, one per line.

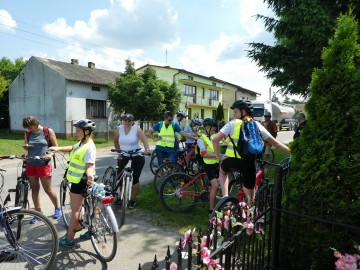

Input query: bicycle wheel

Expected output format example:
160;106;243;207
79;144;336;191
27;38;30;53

90;201;118;262
228;171;244;200
153;162;184;193
210;196;240;219
0;208;59;269
119;176;128;228
159;173;198;212
150;151;158;175
60;179;72;228
102;166;116;193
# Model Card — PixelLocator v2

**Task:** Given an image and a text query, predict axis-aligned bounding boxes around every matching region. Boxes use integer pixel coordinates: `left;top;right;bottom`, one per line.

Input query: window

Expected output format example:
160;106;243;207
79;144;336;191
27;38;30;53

212;82;216;87
201;109;204;119
212;110;217;119
188;76;193;81
188;108;192;118
202;88;205;98
184;84;196;96
92;86;100;91
209;90;219;100
86;99;106;118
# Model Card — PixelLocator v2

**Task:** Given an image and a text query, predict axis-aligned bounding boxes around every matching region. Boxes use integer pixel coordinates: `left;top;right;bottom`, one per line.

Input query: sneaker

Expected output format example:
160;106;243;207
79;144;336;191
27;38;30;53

79;231;91;239
59;237;75;247
29;216;40;224
53;208;62;219
128;200;136;209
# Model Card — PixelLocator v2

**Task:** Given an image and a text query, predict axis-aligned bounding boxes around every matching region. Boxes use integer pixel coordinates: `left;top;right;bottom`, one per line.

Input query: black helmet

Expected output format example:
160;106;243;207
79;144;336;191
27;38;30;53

202;118;217;127
231;100;253;112
123;114;134;121
264;112;271;117
73;119;96;131
176;110;187;118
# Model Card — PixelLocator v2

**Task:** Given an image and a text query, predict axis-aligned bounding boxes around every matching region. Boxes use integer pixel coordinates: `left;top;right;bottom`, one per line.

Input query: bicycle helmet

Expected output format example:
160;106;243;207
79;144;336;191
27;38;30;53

264;112;271;117
73;119;96;131
190;117;199;124
202;118;217;127
176;110;187;118
231;100;253;113
123;114;134;121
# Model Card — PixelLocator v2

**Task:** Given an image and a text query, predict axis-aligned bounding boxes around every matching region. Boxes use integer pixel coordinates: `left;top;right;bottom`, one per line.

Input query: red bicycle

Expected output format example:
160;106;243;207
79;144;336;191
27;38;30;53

153;143;203;193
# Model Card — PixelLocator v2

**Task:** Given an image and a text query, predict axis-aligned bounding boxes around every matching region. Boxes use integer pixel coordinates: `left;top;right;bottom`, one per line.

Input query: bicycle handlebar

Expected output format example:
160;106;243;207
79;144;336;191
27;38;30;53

110;148;151;156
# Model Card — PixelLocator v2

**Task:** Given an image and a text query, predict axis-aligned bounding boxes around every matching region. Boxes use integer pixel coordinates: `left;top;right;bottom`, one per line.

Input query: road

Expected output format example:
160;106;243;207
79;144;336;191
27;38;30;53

0;130;294;269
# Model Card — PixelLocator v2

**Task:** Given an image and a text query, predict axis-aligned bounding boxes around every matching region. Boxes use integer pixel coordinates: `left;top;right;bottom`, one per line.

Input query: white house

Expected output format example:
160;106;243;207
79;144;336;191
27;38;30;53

9;56;120;136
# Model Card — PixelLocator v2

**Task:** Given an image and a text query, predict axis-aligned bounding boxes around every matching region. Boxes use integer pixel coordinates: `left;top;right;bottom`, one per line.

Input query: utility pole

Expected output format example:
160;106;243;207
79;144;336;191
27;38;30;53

269;87;272;100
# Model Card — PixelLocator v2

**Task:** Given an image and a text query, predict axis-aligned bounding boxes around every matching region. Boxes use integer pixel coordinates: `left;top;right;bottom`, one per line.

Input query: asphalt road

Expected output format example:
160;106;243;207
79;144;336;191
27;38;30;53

0;130;294;269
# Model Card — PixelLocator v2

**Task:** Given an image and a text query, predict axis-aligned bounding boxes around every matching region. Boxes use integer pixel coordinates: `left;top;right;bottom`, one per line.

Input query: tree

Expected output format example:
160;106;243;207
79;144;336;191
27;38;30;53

0;57;26;128
216;103;224;121
271;93;280;103
247;0;360;97
108;59;182;122
285;12;360;268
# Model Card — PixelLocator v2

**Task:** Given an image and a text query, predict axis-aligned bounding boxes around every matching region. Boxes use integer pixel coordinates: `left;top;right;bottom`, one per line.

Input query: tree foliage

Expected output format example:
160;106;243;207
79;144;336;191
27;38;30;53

216;102;224;121
248;0;360;97
108;59;181;121
0;57;26;128
285;12;360;269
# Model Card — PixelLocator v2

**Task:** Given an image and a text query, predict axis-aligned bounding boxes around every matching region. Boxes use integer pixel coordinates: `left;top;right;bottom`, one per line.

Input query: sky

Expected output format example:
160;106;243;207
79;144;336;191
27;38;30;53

0;0;279;100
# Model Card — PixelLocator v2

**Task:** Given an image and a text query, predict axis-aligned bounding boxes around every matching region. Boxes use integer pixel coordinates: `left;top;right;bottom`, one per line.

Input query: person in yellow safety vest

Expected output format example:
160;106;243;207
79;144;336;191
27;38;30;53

148;111;198;167
212;100;290;204
49;119;97;247
197;118;220;215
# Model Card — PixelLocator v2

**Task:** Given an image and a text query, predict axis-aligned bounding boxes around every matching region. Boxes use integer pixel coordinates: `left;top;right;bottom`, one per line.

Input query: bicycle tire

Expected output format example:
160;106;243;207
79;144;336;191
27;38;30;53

150;151;158;175
102;166;116;193
90;201;118;262
153;162;184;193
60;179;72;228
0;208;59;269
210;196;240;219
159;172;199;213
119;176;128;228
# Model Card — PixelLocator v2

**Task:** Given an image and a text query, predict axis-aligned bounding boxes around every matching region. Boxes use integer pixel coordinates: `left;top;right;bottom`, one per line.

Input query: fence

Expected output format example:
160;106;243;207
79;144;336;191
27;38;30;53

139;163;360;269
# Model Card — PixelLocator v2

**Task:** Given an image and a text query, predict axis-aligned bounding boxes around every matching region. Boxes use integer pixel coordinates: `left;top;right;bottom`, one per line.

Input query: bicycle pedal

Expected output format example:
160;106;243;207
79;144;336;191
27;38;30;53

8;189;16;192
73;225;85;233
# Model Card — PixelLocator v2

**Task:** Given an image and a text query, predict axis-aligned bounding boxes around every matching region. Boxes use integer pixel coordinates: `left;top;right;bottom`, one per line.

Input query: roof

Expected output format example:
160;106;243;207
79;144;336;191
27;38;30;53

34;56;121;86
136;64;259;95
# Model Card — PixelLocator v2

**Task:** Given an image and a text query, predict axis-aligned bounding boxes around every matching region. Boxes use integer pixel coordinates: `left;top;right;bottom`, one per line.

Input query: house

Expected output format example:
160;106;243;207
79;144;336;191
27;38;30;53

9;56;120;136
136;64;260;122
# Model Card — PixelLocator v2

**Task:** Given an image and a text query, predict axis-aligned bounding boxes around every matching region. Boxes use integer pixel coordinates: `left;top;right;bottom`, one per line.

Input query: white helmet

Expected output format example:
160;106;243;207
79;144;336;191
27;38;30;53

176;110;187;118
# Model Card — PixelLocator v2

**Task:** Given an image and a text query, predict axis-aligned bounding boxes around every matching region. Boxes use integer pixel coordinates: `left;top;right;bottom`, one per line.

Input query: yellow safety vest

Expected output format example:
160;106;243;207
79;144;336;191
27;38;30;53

201;134;219;164
225;119;243;159
156;121;175;148
67;142;89;184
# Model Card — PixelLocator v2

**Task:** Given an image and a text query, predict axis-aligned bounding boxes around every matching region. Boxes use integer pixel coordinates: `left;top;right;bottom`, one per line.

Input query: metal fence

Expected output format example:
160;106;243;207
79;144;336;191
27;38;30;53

138;162;360;270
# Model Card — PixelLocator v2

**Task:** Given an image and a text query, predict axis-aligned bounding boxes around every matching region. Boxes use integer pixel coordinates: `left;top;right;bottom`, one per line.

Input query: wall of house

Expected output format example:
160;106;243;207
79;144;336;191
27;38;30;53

9;57;67;133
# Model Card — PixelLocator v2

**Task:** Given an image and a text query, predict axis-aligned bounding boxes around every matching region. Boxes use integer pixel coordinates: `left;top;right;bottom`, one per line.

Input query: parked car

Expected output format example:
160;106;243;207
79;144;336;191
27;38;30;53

279;119;295;131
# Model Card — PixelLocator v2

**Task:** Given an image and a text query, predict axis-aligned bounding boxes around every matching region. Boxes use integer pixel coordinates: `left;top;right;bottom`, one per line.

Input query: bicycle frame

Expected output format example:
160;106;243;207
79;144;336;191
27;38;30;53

178;172;207;198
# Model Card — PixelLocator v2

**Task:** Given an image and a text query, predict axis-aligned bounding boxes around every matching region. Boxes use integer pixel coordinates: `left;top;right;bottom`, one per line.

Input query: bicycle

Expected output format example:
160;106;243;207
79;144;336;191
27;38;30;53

102;148;149;228
60;173;119;262
153;144;202;193
0;157;59;269
159;167;238;213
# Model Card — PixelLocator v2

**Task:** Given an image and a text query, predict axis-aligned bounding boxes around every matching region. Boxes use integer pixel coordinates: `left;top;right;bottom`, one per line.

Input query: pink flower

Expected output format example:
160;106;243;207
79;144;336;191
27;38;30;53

244;220;254;235
176;228;195;248
210;217;222;231
169;262;177;270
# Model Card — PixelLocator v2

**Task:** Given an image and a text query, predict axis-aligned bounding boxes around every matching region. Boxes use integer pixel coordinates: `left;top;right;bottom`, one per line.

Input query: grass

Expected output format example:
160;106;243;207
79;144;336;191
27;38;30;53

0;133;113;156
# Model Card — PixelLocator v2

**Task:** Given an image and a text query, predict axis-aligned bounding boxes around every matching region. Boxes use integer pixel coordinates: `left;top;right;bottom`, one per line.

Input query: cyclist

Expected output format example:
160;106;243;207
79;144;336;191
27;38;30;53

212;100;290;204
183;117;201;155
197;118;219;215
173;110;187;161
148;111;198;167
261;112;278;161
22;116;61;224
113;114;150;209
49;119;97;247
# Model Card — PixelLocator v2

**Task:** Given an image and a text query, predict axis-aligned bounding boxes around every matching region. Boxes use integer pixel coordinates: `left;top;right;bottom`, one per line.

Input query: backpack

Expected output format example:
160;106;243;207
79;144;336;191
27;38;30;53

230;119;264;160
26;126;51;147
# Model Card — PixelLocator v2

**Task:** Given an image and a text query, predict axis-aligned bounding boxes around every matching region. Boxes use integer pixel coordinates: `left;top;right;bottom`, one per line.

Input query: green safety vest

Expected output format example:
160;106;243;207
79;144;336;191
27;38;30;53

201;134;219;164
156;121;175;148
225;119;243;159
67;142;90;184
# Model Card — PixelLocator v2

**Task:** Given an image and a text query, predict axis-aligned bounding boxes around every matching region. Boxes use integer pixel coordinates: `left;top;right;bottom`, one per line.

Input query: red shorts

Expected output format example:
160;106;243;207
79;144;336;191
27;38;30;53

25;164;52;178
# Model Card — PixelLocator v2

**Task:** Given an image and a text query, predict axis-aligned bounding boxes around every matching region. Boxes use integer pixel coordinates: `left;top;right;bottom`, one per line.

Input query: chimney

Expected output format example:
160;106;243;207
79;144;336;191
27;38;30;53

71;59;79;65
88;62;95;69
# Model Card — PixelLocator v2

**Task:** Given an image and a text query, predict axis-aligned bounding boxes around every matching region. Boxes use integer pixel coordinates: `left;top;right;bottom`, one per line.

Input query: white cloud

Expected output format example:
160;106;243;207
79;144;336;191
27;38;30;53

0;10;17;34
42;0;179;50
